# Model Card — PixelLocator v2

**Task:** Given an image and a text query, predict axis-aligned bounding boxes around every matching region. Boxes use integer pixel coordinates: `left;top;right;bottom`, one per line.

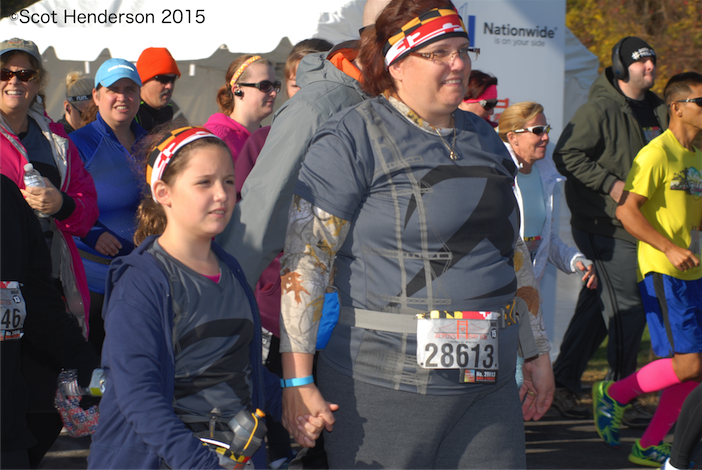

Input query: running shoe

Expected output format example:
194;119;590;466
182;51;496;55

552;387;590;419
592;380;627;448
627;439;671;467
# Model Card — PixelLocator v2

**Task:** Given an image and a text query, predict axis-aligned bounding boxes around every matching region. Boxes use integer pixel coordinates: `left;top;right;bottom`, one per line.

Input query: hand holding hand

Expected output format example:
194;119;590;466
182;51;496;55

282;384;338;448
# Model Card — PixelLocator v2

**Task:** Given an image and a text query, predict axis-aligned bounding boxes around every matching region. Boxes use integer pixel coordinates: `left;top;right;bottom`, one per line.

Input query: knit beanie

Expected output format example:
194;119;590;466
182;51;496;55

618;37;656;68
136;48;181;83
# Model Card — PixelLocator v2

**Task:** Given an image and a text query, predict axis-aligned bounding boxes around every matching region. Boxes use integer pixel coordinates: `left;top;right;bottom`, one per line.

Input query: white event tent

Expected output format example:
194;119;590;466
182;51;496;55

1;0;601;358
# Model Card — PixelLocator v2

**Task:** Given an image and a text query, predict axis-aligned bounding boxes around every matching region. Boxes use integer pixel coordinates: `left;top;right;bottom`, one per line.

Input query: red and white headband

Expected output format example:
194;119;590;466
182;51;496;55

383;8;468;68
146;126;220;201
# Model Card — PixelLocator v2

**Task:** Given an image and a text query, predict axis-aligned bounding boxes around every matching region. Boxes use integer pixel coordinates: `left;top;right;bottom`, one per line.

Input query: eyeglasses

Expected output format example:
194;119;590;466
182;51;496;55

513;125;551;136
674;97;702;108
152;75;178;85
1;69;38;82
238;80;281;94
410;47;480;65
479;99;498;111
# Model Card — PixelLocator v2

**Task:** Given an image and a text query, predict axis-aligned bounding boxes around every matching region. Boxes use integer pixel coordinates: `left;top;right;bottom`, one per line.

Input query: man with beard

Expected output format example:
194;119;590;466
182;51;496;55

135;47;180;131
551;37;668;426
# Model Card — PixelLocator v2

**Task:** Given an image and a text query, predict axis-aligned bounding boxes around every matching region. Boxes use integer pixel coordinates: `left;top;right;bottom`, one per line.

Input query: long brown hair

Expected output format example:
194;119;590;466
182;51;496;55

358;0;457;97
216;55;273;115
133;123;232;245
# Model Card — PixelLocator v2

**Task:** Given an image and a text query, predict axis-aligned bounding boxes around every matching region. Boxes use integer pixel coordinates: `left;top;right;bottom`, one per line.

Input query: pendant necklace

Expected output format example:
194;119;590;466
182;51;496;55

430;115;458;160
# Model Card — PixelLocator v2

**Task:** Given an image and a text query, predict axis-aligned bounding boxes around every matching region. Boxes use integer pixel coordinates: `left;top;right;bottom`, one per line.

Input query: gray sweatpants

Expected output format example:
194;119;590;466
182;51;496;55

317;358;526;469
553;227;647;393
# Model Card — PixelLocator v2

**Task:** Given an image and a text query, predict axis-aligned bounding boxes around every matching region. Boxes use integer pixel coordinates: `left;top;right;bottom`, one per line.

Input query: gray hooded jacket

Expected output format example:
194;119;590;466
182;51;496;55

217;42;369;286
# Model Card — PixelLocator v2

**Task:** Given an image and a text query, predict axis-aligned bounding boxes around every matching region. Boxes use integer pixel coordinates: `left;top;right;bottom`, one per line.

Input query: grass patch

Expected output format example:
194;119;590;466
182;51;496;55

583;325;653;379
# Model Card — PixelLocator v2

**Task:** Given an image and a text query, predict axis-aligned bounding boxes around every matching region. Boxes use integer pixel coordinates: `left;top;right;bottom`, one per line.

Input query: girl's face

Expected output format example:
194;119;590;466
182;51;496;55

159;145;236;241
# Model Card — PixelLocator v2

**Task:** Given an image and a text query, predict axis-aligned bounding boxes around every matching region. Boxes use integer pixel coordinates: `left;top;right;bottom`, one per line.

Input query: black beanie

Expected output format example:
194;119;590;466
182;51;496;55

618;37;656;68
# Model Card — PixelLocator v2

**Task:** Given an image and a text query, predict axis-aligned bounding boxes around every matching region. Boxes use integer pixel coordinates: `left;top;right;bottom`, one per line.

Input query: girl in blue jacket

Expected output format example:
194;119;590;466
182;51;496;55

88;126;316;469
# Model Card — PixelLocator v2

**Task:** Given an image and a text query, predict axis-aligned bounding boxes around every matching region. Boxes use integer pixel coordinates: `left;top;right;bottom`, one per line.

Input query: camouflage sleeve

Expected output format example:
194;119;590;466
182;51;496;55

279;196;351;354
514;237;551;355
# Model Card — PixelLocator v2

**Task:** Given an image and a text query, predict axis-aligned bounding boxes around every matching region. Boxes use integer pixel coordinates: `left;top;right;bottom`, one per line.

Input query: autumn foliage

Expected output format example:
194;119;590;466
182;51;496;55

567;0;702;95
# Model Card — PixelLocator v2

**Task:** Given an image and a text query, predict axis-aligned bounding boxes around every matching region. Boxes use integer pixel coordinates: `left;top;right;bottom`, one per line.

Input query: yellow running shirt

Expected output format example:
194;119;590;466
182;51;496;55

625;129;702;281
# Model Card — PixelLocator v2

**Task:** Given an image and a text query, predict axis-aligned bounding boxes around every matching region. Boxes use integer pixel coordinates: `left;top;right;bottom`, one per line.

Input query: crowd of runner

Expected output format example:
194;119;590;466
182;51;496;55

1;0;701;469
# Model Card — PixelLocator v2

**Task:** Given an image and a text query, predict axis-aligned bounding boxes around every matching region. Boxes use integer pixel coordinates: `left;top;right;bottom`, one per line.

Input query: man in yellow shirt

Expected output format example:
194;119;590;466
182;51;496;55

591;72;702;468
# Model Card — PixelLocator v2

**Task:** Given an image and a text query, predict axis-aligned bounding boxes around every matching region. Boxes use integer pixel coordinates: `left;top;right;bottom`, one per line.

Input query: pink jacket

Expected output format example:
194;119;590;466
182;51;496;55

0;108;98;336
204;112;251;163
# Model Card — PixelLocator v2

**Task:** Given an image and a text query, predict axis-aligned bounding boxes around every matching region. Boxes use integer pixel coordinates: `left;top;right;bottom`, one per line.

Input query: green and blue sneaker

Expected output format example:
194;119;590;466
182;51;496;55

627;439;671;467
592;380;627;448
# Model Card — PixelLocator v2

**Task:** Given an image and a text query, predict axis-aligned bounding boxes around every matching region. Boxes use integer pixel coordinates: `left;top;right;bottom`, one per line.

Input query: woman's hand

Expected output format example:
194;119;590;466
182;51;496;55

282;383;338;448
95;232;122;257
519;353;554;421
21;178;63;215
574;260;597;290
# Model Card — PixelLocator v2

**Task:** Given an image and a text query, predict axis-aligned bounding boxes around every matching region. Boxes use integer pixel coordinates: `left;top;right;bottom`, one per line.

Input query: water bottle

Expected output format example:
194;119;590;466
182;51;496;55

57;368;106;397
23;163;49;218
227;408;267;459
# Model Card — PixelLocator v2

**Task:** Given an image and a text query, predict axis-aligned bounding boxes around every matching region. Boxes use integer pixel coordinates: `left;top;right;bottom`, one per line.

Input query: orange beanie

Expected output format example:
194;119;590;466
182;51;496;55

136;47;181;83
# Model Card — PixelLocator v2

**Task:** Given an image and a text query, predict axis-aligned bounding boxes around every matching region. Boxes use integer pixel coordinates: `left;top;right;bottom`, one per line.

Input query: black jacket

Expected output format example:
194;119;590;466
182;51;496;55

1;176;99;452
553;67;669;240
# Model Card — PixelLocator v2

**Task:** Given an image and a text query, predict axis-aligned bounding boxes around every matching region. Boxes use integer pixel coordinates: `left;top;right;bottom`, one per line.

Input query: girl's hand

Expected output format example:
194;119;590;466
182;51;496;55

21;178;63;215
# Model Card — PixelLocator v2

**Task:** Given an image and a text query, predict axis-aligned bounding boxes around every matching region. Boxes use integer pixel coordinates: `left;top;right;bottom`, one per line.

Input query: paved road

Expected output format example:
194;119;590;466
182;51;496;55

39;408;701;470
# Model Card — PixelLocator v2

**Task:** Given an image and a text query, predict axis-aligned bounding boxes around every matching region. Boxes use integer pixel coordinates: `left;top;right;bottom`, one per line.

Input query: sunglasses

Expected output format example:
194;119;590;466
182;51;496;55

513;125;551;136
674;97;702;107
1;68;38;82
152;75;178;85
479;99;498;111
238;80;281;94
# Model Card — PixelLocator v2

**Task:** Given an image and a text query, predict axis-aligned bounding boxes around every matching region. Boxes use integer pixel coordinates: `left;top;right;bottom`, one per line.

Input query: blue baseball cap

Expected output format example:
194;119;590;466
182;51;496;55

95;58;142;88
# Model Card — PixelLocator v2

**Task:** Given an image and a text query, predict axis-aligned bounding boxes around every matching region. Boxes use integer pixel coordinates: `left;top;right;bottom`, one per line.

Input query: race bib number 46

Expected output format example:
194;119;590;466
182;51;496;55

416;311;499;383
0;281;27;341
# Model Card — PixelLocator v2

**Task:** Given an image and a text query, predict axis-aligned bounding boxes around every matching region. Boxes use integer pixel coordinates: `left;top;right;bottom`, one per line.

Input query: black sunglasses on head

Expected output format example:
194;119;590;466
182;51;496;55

152;75;177;85
238;80;281;94
1;68;37;82
674;97;702;108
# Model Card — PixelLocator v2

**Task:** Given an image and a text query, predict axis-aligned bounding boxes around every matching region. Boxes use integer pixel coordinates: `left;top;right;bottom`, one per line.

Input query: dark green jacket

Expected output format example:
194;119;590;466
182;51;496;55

553;67;668;241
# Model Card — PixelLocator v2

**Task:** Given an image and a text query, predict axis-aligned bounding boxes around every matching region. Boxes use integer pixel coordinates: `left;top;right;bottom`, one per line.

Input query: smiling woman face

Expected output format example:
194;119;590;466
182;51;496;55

389;37;471;128
93;77;141;130
0;52;39;118
508;112;550;173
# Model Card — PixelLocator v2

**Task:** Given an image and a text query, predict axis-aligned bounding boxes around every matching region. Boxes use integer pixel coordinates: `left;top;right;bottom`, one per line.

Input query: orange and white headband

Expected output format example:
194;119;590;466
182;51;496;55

383;8;468;68
146;126;219;200
229;55;261;87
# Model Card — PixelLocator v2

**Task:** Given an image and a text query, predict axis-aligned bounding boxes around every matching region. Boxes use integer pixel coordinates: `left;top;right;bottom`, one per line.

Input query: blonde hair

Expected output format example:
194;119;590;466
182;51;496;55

497;101;544;142
133;122;232;246
65;71;93;98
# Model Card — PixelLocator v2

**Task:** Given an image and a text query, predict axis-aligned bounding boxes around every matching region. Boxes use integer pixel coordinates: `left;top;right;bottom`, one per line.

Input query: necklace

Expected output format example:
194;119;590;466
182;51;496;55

430;116;458;160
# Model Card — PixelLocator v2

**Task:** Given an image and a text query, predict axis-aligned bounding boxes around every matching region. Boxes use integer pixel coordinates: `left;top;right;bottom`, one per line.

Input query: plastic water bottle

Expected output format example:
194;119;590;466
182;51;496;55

22;163;49;218
57;369;106;397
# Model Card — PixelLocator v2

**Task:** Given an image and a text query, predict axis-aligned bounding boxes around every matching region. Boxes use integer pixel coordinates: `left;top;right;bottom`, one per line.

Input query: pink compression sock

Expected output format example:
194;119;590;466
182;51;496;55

608;358;681;404
639;380;697;449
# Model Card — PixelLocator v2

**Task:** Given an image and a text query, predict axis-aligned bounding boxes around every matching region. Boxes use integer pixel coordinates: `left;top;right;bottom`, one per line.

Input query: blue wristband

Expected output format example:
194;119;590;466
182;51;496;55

280;376;314;388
